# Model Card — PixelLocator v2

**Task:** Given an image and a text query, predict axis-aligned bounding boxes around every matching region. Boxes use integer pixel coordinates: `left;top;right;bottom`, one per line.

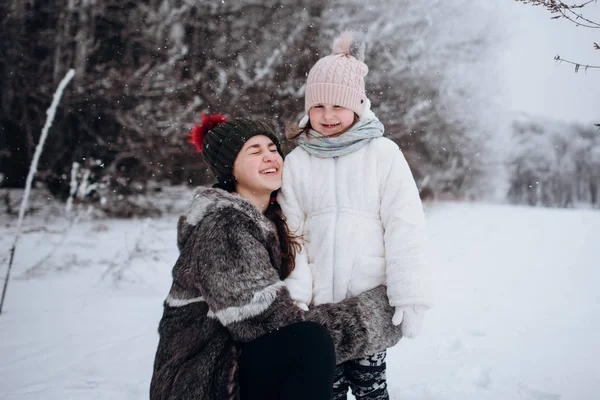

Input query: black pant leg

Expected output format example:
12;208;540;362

238;321;336;400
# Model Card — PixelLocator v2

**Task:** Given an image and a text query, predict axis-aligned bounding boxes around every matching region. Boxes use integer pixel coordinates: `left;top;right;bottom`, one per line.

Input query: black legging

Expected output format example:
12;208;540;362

238;321;336;400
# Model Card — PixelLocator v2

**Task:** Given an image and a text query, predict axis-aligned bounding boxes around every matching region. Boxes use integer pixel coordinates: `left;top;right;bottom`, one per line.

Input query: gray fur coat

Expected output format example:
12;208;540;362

150;187;402;400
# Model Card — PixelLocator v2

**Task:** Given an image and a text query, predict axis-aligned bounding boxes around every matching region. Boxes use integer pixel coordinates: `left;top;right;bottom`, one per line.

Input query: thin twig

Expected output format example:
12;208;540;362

0;69;75;315
22;211;86;278
556;0;600;28
555;9;600;28
516;0;600;28
554;54;600;72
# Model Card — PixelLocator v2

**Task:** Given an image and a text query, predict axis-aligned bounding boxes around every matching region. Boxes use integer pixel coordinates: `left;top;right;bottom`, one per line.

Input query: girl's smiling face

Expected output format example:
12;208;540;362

308;104;357;137
232;135;283;194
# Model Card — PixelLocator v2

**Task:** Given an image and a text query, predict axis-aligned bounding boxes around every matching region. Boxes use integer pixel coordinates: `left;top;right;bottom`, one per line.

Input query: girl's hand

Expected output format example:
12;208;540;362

294;301;309;311
393;305;427;338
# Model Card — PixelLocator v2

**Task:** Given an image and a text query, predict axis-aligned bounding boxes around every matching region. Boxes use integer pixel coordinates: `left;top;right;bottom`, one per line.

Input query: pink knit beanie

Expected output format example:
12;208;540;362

305;32;369;117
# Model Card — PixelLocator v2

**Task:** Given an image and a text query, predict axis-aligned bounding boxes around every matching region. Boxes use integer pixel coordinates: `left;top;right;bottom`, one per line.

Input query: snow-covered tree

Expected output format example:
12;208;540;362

318;0;498;198
1;0;327;202
1;0;502;212
507;115;600;207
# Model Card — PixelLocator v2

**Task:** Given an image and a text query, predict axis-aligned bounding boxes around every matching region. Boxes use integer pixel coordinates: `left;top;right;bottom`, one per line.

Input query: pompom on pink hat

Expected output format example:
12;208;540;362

305;32;369;118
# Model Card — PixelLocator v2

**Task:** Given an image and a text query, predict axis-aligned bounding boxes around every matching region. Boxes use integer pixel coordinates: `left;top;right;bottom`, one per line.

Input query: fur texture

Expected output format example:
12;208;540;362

150;187;402;400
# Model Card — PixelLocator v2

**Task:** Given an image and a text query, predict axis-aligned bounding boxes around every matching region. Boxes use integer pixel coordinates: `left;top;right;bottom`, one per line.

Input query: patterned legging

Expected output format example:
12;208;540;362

331;350;389;400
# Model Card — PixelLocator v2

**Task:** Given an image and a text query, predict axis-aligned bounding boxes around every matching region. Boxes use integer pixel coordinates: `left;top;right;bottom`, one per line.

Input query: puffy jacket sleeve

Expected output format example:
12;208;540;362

278;156;313;306
184;208;401;362
379;145;432;308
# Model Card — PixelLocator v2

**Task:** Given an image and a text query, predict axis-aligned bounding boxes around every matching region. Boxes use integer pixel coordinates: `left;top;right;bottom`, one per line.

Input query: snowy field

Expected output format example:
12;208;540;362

0;193;599;400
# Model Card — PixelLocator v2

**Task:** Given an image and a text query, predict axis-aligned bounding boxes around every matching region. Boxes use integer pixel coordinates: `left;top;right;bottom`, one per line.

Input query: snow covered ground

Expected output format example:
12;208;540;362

1;195;599;400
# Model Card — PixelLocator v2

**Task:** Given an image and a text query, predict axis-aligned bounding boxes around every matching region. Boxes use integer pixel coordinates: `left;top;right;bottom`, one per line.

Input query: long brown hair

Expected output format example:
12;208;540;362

264;193;302;280
215;182;301;279
285;119;311;141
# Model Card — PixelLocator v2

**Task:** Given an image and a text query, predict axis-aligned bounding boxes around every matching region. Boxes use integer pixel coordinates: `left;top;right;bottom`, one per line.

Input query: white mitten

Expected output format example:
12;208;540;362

393;305;427;338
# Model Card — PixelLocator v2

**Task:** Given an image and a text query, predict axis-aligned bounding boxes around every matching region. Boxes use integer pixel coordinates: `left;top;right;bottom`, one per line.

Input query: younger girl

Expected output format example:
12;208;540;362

279;33;432;400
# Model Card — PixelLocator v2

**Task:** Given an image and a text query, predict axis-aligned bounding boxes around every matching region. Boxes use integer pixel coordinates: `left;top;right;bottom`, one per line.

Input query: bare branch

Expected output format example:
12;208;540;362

556;0;600;28
516;1;599;73
516;0;600;28
554;54;600;72
555;8;600;29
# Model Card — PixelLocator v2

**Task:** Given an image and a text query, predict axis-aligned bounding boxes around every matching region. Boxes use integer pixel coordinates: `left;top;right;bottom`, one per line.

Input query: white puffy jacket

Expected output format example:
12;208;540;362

279;137;431;308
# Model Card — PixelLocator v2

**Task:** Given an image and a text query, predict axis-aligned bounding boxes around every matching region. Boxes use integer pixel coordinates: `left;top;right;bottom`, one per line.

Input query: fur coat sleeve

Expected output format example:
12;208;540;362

307;285;402;362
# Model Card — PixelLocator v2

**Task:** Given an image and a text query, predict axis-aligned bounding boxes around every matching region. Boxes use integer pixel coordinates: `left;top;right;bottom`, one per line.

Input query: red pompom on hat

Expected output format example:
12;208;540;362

188;113;228;153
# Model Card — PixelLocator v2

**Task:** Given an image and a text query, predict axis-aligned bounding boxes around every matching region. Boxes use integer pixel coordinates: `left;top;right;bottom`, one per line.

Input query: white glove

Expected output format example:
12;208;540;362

393;305;427;338
294;301;309;311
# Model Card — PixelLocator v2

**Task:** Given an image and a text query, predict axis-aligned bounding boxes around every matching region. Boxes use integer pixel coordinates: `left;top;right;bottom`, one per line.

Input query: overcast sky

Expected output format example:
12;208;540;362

495;1;599;124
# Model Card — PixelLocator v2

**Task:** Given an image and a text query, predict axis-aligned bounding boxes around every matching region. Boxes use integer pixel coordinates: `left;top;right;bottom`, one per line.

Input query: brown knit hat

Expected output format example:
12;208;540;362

189;114;283;190
305;32;369;117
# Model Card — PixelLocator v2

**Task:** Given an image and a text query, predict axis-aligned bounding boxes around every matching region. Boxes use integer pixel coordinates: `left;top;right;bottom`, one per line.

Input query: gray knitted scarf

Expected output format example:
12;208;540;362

297;118;385;158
